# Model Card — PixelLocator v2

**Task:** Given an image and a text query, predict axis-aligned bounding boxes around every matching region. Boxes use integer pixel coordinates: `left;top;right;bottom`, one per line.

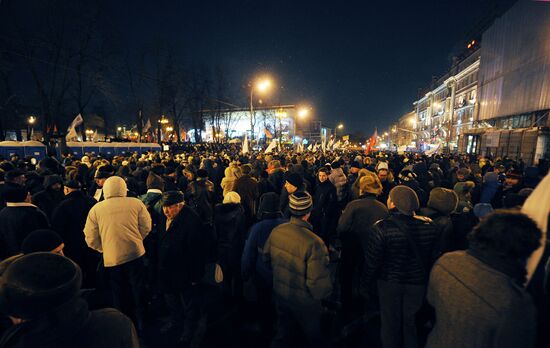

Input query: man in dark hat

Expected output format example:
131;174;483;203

0;184;49;259
264;191;332;347
0;252;139;347
185;168;215;224
157;191;210;346
89;164;115;202
51;179;97;287
31;174;64;219
0;169;27;209
279;172;305;218
361;185;441;348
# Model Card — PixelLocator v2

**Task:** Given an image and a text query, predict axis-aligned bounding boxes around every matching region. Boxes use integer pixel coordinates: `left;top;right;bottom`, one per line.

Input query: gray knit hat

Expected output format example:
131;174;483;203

389;185;419;216
288;191;313;216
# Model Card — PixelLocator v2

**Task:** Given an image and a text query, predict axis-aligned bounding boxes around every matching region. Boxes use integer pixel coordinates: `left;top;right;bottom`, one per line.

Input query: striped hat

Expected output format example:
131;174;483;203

288;191;313;216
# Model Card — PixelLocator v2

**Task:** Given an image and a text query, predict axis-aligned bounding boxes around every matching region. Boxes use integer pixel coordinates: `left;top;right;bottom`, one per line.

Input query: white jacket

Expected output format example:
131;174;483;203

84;176;152;267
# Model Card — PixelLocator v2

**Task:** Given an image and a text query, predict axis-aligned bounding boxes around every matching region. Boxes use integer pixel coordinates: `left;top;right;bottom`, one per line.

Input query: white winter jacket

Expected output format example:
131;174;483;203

84;176;152;267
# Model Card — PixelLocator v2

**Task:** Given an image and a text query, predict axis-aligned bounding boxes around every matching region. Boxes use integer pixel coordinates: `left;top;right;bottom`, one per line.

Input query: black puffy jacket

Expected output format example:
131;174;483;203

361;213;440;290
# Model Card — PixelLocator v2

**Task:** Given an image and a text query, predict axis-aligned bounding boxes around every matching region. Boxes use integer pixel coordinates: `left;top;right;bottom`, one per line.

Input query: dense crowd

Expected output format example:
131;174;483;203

0;145;549;348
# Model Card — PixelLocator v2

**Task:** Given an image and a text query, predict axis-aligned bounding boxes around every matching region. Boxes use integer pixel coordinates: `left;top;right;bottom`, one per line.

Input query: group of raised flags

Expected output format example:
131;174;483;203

65;114;84;141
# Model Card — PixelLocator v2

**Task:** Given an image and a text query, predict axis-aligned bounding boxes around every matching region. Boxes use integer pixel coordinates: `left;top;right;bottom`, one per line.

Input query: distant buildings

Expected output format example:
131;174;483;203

387;0;550;163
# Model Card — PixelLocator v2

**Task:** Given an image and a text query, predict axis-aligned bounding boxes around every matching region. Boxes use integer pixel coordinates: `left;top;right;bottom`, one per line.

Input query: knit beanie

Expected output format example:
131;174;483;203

0;252;82;320
21;229;64;254
427;187;459;215
389;185;419;216
359;171;383;196
285;172;303;189
288;191;313;216
351;161;362;169
2;183;28;203
257;192;281;219
223;191;241;204
146;172;165;191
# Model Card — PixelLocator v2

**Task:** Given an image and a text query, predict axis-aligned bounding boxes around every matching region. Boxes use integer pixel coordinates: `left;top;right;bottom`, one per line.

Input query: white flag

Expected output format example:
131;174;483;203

327;138;334;150
307;143;313;151
333;140;341;150
92;130;99;142
242;134;249;154
66;114;84;141
322;138;326;153
264;140;277;154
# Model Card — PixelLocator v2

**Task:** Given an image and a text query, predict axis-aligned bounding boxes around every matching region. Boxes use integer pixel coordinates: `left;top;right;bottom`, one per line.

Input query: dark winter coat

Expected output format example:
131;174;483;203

31;188;65;219
426;251;536;348
51;191;97;282
0;204;49;259
157;205;207;292
214;203;247;273
241;216;287;284
185;179;215;223
361;213;440;290
310;179;338;241
0;298;138;348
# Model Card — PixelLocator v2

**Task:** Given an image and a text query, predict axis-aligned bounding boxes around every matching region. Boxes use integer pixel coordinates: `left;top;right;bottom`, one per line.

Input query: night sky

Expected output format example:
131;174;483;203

3;0;517;135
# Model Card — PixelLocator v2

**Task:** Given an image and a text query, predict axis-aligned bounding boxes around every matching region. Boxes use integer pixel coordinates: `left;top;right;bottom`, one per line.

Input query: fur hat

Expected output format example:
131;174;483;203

64;179;81;190
389;185;419;216
427;188;459;214
0;253;82;320
161;191;184;207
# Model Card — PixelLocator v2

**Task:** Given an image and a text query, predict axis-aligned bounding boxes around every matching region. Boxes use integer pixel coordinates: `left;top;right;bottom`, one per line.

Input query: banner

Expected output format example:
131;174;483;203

264;128;273;139
66;114;84;141
265;139;277;153
242;134;249;154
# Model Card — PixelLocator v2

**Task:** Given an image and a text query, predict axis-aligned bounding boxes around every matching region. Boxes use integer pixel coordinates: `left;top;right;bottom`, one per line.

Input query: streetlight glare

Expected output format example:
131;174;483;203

298;108;310;119
256;78;272;93
338;124;344;129
28;116;36;124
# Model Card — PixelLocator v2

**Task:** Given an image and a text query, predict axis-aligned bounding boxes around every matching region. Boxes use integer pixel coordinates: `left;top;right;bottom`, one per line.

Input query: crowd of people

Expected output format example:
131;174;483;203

0;144;549;348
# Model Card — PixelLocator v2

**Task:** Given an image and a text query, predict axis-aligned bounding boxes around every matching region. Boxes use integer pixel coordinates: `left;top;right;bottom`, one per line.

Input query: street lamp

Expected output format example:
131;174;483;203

336;123;344;138
166;126;173;132
298;107;310;119
250;76;273;141
157;115;169;144
27;116;36;141
85;129;94;142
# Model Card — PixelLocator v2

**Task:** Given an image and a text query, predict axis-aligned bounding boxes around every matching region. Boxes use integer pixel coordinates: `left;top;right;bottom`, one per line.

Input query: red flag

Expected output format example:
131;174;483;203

366;129;378;153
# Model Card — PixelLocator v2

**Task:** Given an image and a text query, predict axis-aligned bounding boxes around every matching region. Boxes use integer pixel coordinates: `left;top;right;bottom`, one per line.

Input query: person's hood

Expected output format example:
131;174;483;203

102;176;127;199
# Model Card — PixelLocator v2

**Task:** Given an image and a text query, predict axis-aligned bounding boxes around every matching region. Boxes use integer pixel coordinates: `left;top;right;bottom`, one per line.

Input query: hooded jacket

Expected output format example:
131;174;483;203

83;176;152;267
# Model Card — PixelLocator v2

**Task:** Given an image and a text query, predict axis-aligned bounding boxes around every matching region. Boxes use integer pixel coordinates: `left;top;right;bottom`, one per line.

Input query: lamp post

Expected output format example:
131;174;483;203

27;116;36;141
157;115;168;144
249;77;272;141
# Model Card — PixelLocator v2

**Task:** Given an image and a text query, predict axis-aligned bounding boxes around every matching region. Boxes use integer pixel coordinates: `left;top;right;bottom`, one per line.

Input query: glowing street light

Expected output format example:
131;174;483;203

338;124;344;129
166;126;173;132
27;116;36;140
298;107;311;119
250;76;274;140
157;115;169;144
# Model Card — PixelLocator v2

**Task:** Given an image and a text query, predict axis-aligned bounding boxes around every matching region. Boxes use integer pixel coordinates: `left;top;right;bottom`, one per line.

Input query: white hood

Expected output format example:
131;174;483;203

103;176;128;199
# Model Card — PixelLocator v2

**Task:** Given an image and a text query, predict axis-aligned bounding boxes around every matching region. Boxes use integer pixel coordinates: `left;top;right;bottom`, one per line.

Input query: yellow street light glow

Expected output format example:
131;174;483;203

28;116;36;124
117;127;122;131
85;129;94;135
256;78;272;93
166;126;173;132
384;132;389;136
338;124;344;129
298;108;310;119
159;115;169;124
